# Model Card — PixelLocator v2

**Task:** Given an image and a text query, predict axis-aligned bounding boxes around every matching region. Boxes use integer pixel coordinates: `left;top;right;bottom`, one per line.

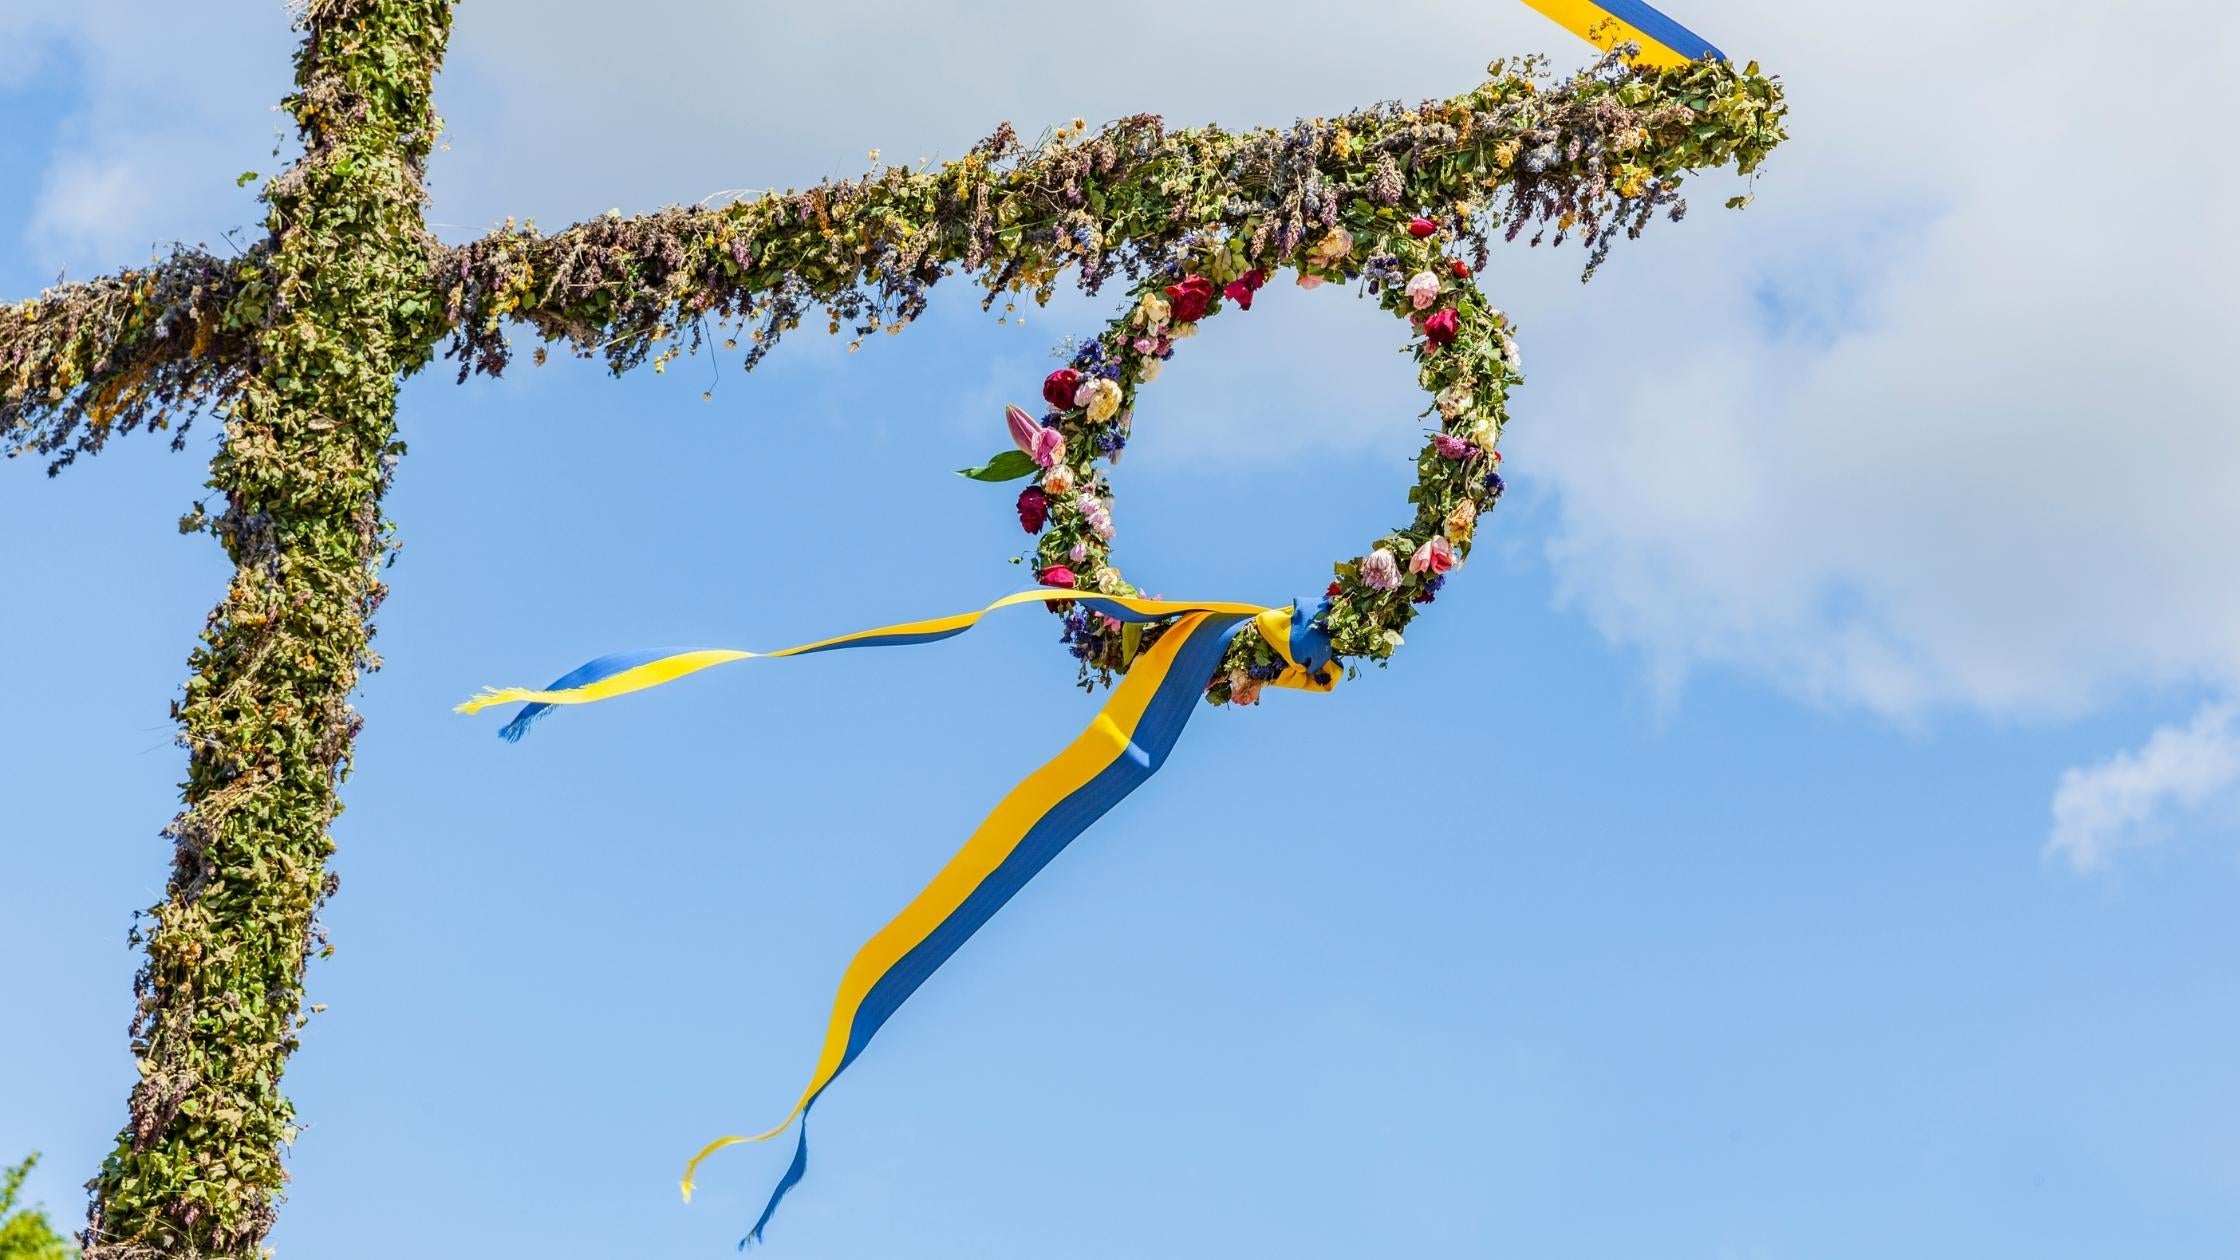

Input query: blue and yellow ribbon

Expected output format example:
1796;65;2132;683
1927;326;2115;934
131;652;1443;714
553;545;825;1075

1521;0;1725;68
459;591;1338;1244
455;589;1341;740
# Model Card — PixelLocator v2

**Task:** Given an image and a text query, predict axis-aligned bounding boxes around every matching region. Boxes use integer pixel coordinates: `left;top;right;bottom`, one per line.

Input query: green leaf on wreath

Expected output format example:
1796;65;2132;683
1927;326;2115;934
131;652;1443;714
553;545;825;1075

956;449;1038;481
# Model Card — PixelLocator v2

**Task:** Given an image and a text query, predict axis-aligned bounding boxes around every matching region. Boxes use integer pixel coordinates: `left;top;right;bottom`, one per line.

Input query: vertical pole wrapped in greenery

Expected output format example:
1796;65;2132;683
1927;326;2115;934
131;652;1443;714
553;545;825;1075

80;4;451;1256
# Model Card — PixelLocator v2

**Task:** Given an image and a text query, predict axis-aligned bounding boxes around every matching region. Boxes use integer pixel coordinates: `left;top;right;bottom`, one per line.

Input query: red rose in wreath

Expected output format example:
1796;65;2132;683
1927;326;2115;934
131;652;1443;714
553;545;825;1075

1423;308;1459;348
1222;269;1267;310
1042;368;1081;410
1164;274;1216;323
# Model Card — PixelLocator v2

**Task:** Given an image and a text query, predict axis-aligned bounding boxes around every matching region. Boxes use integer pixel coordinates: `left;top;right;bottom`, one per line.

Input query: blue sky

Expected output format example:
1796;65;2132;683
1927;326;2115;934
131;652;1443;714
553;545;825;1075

4;3;2238;1257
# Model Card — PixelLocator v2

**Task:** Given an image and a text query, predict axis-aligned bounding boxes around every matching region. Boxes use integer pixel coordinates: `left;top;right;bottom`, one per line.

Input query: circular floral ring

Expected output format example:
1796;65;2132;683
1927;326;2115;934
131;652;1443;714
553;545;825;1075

973;213;1519;705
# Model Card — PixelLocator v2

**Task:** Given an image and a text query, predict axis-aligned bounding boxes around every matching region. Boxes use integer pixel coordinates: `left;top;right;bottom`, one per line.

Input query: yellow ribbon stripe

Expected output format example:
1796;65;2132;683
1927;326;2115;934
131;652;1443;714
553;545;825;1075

455;590;1275;725
463;593;1334;1244
1519;0;1725;68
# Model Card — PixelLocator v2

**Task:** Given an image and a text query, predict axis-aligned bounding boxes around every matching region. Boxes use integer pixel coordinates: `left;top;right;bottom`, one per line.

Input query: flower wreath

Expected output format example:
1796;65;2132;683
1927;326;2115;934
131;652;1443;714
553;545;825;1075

965;211;1517;705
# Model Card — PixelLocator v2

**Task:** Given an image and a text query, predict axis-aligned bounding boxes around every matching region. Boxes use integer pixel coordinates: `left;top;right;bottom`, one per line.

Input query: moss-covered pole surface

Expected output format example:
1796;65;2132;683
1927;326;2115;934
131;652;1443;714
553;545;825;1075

82;4;453;1256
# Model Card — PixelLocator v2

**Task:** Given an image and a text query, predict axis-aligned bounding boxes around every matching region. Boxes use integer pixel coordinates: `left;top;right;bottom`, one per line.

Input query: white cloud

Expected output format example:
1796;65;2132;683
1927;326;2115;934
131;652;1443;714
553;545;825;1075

1517;0;2240;720
1;0;290;271
2048;702;2240;872
11;1;2239;863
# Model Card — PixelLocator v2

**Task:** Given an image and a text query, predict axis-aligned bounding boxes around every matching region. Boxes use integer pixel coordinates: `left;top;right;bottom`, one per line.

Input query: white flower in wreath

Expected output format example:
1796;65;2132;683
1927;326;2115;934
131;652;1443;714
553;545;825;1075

1042;464;1076;496
1094;565;1127;594
1135;291;1172;330
1138;358;1163;384
1436;383;1472;420
1404;270;1441;310
1076;377;1124;423
1469;415;1499;454
1499;333;1522;371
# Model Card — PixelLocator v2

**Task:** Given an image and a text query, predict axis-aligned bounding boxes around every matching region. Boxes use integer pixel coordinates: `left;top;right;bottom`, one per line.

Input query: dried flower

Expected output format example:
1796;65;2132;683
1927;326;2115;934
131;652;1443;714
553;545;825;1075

1361;547;1402;591
1369;153;1402;204
1444;499;1477;542
1309;226;1354;266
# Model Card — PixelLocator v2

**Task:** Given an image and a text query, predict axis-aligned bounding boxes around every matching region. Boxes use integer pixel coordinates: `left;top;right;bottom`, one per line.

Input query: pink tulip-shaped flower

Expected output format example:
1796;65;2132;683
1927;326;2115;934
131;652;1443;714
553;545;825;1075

1007;403;1066;467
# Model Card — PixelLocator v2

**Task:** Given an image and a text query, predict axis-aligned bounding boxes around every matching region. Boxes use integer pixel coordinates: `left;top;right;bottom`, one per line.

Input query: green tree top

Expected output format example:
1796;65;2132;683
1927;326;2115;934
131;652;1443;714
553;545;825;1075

1;1155;78;1260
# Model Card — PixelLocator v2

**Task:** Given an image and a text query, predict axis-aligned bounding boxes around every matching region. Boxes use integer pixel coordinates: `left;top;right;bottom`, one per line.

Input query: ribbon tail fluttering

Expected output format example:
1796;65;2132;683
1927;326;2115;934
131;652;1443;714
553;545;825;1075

459;592;1339;1244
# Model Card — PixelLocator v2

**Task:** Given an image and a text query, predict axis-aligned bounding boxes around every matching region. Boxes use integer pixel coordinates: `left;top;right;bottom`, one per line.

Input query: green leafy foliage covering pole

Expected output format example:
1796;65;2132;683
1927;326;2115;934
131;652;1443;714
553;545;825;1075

59;3;453;1256
0;2;1783;1254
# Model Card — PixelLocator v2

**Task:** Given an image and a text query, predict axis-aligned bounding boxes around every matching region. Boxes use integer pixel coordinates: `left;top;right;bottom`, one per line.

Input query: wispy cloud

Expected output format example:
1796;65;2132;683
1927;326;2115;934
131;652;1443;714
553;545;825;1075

12;0;2240;868
2048;701;2240;872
